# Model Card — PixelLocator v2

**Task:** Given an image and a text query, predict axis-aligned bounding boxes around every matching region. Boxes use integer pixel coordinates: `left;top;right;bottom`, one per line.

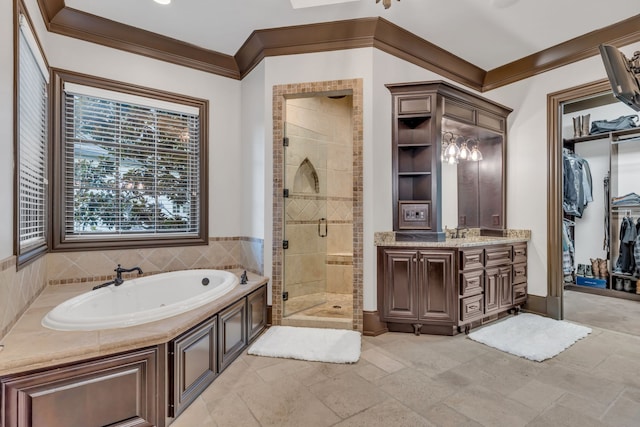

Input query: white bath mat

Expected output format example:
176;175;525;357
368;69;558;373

247;326;361;364
468;313;591;362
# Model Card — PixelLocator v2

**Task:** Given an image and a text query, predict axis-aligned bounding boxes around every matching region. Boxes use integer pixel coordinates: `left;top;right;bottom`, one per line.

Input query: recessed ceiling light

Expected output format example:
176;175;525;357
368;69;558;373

290;0;359;9
154;0;171;5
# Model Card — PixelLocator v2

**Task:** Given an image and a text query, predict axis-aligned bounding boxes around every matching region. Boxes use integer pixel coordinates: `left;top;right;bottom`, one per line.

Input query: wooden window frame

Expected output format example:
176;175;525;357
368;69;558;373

50;69;209;251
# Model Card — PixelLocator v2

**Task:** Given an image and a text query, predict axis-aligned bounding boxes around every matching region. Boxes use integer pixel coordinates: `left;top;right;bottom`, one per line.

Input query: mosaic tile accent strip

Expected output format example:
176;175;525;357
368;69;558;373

272;79;364;332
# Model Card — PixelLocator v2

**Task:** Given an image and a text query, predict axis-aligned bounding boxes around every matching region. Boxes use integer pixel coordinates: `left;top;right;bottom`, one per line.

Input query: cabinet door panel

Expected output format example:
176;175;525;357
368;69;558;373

417;251;455;323
485;267;500;313
171;317;217;417
247;285;267;343
499;266;513;308
2;348;157;427
218;299;247;371
382;250;419;320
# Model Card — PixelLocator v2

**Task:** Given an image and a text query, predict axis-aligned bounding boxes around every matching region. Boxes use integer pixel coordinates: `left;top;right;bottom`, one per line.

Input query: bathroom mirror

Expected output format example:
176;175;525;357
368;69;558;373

441;119;506;232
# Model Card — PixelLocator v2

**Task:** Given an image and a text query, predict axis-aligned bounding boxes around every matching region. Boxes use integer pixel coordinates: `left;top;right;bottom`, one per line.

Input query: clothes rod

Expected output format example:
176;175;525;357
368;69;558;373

612;136;640;144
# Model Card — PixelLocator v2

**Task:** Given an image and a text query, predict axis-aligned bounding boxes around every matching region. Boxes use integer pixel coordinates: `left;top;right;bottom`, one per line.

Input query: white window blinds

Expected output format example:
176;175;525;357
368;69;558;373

62;84;201;238
18;15;48;255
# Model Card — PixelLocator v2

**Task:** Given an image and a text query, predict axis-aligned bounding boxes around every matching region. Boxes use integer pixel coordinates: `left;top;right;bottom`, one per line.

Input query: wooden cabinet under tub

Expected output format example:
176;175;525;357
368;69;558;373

1;280;268;427
377;242;527;335
1;347;160;427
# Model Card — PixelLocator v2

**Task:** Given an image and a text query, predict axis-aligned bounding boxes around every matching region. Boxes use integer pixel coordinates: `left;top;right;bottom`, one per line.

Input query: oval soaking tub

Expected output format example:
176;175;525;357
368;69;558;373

42;269;239;331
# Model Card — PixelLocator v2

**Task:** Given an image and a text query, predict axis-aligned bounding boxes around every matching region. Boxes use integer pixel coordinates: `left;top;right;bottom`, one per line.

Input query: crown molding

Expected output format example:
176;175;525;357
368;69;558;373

37;1;240;79
36;1;640;91
484;14;640;91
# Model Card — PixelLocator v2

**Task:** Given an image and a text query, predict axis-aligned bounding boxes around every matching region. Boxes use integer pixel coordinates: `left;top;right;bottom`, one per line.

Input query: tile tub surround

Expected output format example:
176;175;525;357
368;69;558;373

0;270;268;377
0;255;47;341
374;230;531;247
47;236;264;285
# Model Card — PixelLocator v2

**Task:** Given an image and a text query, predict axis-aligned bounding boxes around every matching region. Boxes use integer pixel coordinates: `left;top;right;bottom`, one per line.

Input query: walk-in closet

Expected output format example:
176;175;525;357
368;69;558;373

562;95;640;302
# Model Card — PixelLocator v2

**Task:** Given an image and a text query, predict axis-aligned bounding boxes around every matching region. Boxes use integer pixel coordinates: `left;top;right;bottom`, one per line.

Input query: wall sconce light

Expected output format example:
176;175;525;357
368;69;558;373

441;132;482;164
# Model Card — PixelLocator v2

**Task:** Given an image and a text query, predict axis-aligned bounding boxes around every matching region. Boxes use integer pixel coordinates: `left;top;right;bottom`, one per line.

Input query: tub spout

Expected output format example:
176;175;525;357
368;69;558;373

240;270;248;285
115;264;143;284
92;279;119;290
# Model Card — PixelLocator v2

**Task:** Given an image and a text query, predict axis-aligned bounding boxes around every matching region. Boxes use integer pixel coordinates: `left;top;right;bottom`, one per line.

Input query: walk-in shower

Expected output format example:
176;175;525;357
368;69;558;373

281;94;354;329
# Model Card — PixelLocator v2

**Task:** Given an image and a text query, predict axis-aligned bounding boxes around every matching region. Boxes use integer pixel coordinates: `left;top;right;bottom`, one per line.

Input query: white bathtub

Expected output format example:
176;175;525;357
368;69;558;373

42;269;239;331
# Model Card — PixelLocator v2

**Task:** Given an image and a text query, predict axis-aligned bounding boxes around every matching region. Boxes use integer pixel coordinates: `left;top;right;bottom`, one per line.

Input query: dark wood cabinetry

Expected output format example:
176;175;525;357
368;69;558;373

170;316;218;418
378;247;456;335
1;282;268;427
378;243;527;335
218;298;248;371
387;81;512;239
1;348;159;427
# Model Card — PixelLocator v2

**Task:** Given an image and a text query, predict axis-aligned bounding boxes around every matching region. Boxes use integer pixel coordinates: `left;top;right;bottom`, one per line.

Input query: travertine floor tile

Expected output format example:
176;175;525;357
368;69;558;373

333;398;433;427
169;292;640;427
308;372;388;418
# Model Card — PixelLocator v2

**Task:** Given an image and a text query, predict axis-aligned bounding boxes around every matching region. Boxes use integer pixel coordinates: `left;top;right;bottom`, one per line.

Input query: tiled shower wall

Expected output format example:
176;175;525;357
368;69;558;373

0;237;263;340
284;96;353;300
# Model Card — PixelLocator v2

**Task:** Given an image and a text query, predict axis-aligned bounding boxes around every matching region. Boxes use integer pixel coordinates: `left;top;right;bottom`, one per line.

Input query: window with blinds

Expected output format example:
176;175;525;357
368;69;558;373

51;71;208;250
17;14;48;265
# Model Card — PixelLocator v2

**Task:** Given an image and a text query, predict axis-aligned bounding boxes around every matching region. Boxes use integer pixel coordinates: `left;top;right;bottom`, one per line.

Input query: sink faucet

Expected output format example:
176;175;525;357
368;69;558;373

92;264;143;290
455;226;469;239
445;226;469;239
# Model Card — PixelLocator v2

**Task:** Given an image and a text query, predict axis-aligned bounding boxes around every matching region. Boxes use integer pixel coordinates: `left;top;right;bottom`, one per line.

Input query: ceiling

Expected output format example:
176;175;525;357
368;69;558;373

62;0;640;71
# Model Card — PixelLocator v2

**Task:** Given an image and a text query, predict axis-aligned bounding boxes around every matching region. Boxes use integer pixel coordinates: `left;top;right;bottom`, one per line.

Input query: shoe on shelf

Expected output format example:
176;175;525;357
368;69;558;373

615;277;624;291
576;264;585;276
590;258;600;277
597;258;609;277
585;265;593;278
624;279;633;292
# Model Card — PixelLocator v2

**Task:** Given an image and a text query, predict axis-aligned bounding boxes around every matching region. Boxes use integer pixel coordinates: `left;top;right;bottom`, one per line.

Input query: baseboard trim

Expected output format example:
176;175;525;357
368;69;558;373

523;294;548;317
363;310;388;336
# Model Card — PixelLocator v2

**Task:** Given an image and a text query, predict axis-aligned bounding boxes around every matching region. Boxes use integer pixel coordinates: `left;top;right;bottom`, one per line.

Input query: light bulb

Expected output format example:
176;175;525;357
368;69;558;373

154;0;171;5
459;142;471;160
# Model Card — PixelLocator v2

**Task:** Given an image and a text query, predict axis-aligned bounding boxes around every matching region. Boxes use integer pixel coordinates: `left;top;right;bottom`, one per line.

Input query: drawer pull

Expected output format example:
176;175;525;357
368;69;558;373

468;304;479;310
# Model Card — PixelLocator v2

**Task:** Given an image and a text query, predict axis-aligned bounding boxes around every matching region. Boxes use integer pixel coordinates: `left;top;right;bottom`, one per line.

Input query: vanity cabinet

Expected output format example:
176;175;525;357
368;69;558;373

1;347;159;427
378;243;527;335
377;247;456;335
386;81;512;240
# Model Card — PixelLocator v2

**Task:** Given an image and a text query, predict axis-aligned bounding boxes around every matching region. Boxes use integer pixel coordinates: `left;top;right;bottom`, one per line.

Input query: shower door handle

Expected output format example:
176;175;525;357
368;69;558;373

318;218;328;237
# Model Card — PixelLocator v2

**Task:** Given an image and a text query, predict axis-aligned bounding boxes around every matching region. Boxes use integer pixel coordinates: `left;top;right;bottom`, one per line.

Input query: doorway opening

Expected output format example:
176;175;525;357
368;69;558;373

548;79;640;335
271;79;363;331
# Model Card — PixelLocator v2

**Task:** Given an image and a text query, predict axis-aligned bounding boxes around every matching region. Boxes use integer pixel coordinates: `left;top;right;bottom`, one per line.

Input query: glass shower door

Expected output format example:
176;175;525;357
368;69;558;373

282;114;328;317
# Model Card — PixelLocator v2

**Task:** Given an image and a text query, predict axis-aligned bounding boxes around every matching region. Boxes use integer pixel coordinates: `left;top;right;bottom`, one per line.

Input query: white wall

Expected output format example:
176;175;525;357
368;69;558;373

24;0;244;239
0;0;15;259
260;48;374;290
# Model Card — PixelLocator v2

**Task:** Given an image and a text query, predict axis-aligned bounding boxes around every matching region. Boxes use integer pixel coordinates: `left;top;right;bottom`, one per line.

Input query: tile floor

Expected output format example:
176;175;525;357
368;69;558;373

171;291;640;427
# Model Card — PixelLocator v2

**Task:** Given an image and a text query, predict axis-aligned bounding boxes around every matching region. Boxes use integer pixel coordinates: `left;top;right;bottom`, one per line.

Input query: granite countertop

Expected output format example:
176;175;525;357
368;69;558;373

0;270;268;377
374;229;531;248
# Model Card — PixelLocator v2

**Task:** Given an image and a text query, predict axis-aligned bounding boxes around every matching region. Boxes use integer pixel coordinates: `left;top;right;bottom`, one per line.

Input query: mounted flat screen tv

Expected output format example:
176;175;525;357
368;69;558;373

599;44;640;112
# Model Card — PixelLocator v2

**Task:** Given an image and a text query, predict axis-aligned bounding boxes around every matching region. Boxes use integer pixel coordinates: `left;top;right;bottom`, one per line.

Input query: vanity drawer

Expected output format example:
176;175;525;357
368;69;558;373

485;246;512;267
459;248;484;271
513;283;527;305
512;262;527;284
460;294;484;322
460;270;483;296
513;243;527;264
